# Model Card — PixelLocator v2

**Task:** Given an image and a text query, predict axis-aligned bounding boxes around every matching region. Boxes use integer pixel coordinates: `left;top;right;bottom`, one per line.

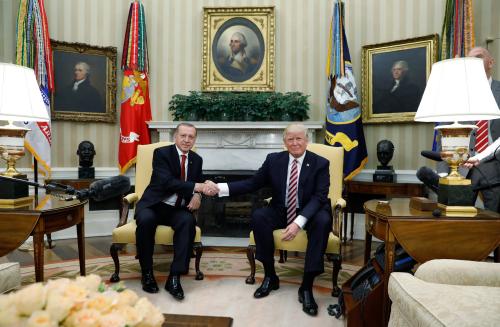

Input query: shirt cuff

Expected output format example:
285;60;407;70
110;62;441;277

218;183;230;197
293;215;308;229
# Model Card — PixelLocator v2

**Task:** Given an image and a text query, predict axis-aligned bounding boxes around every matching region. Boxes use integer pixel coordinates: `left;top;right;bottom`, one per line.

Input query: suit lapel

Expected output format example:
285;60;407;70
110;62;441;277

168;145;181;177
298;151;312;205
186;150;195;181
277;152;289;204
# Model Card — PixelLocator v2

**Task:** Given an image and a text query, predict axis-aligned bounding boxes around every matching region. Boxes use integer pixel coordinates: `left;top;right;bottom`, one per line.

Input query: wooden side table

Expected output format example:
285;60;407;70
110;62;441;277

0;194;87;282
342;180;426;243
363;198;500;326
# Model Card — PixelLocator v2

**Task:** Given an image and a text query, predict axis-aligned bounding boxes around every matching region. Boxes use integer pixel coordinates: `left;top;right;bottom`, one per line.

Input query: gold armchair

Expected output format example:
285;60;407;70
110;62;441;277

109;142;203;282
245;143;345;296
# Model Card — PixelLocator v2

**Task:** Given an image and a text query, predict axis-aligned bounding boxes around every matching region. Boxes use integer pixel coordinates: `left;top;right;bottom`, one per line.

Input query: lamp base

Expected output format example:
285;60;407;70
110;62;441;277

437;177;476;215
0;174;29;199
0;196;34;209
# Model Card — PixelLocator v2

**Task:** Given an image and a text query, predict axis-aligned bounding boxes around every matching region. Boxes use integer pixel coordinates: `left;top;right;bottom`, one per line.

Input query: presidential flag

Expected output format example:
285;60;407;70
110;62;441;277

118;1;152;174
325;0;367;180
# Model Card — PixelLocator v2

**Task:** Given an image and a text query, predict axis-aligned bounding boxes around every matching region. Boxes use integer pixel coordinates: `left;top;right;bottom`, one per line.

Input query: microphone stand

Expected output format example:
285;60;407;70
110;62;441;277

0;175;83;200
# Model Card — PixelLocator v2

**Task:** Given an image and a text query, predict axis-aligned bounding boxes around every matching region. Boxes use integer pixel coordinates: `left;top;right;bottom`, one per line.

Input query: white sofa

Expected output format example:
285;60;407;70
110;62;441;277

0;262;21;293
388;259;500;326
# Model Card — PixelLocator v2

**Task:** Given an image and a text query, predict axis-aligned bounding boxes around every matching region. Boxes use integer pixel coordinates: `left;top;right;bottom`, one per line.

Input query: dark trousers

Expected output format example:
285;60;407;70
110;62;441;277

135;202;196;275
251;205;332;273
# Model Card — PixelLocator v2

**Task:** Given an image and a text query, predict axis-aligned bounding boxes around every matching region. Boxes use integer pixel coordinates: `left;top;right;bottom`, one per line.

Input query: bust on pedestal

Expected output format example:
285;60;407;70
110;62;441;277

373;139;397;183
77;141;95;179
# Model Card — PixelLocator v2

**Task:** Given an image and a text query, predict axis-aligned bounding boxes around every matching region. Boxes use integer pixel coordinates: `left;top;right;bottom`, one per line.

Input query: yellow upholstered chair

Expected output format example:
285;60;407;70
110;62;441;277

245;143;345;296
109;142;203;282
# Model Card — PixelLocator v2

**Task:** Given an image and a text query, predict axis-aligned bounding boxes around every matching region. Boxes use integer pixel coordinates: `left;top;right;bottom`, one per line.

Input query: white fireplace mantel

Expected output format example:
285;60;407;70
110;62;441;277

147;121;323;171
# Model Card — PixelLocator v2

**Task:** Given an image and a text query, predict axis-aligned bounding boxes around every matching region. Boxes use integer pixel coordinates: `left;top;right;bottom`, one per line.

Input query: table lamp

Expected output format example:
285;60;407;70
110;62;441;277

414;57;500;214
0;63;50;206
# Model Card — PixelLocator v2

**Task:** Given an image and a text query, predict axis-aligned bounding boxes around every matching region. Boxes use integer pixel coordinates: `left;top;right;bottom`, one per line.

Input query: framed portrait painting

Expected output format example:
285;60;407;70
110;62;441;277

361;34;438;124
202;6;275;92
50;40;117;123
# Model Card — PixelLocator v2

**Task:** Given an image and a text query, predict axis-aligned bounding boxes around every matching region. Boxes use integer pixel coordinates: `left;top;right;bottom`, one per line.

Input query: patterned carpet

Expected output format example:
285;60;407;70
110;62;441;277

21;249;359;289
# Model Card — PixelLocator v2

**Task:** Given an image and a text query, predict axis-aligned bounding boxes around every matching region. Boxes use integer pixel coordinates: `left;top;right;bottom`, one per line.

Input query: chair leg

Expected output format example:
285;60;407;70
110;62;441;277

110;243;125;283
246;245;256;284
193;242;204;280
279;250;288;263
331;254;342;297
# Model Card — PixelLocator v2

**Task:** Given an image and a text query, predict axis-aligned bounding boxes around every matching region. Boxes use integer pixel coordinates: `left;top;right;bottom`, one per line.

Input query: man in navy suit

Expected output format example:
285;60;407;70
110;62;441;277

135;123;212;300
211;123;332;316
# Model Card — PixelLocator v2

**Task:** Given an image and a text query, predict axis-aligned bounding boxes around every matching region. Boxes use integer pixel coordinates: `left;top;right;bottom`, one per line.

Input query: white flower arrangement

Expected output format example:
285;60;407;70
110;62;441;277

0;274;164;327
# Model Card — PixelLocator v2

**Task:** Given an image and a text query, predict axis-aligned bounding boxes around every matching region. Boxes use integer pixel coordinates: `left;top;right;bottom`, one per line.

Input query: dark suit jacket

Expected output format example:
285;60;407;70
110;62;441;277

228;151;331;221
136;144;203;214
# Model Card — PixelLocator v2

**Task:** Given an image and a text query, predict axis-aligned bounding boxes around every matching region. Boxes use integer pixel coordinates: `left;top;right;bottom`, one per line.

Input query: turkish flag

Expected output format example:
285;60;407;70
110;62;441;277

118;69;152;173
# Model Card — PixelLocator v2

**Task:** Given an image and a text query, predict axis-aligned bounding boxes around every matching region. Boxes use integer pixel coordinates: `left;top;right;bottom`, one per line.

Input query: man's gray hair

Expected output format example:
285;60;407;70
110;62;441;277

392;60;409;72
283;123;308;140
76;62;90;75
231;32;248;48
174;122;197;136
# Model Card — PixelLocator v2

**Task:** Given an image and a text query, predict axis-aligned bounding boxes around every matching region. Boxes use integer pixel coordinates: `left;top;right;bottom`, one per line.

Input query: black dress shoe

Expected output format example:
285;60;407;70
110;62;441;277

298;287;318;316
254;275;280;298
165;275;184;300
141;270;159;293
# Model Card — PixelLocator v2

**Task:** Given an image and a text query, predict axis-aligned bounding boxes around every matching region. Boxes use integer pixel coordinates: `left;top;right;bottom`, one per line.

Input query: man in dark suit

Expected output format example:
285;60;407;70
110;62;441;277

135;123;212;300
461;47;500;212
210;123;332;316
419;47;500;212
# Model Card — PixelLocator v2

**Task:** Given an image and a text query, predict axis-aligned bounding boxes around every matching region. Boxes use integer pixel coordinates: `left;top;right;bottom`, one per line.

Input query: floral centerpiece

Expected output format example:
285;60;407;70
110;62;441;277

0;274;164;327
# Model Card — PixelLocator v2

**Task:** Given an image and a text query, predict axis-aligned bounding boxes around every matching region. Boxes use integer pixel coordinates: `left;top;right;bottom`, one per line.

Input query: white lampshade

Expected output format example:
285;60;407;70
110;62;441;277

0;63;49;122
414;57;500;122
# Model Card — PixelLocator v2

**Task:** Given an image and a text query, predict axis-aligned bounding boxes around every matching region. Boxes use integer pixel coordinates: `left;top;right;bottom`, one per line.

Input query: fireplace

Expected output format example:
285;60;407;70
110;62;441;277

148;121;323;237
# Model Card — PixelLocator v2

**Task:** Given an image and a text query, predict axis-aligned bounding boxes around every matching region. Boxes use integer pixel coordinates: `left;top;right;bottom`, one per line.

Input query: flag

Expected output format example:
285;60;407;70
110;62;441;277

118;1;152;174
325;0;367;180
15;0;53;178
432;0;475;151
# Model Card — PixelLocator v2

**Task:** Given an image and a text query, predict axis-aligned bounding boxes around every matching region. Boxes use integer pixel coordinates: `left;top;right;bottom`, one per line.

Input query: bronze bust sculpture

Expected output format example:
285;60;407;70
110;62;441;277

77;141;96;178
374;140;396;182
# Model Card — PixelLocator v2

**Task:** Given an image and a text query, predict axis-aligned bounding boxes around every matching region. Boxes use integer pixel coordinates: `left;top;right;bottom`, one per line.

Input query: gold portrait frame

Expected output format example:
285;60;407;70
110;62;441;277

202;6;275;92
361;34;438;124
50;40;117;123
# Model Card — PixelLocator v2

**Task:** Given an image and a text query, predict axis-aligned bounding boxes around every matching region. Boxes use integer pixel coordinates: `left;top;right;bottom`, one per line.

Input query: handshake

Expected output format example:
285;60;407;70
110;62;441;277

194;180;220;196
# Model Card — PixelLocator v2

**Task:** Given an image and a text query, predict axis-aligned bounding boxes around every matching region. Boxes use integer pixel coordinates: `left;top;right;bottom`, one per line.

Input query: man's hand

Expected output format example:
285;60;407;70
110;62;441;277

281;223;301;241
462;157;480;169
187;193;201;211
202;180;219;196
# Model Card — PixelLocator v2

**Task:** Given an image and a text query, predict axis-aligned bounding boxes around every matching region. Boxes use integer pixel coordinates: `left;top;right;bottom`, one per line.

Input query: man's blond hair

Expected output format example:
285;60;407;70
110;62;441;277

283;123;308;140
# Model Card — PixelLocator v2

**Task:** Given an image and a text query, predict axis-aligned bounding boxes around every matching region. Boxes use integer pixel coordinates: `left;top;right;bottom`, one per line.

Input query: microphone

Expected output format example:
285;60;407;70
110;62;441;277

421;150;442;162
66;176;131;201
0;175;131;202
416;166;439;193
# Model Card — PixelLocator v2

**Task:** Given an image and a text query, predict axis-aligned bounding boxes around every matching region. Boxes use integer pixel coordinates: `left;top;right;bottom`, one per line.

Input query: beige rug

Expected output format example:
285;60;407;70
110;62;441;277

21;251;357;326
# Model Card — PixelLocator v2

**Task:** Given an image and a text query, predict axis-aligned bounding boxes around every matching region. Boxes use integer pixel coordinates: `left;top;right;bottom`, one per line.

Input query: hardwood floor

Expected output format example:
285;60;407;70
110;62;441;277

0;236;380;268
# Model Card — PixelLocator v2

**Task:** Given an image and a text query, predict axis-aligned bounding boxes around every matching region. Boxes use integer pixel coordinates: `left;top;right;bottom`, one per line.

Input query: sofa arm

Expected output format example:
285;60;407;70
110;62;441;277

415;259;500;287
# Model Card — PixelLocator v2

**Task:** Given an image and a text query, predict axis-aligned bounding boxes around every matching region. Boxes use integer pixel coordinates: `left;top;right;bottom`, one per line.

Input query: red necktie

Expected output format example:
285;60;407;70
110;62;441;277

286;159;299;225
175;154;187;207
475;120;489;153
